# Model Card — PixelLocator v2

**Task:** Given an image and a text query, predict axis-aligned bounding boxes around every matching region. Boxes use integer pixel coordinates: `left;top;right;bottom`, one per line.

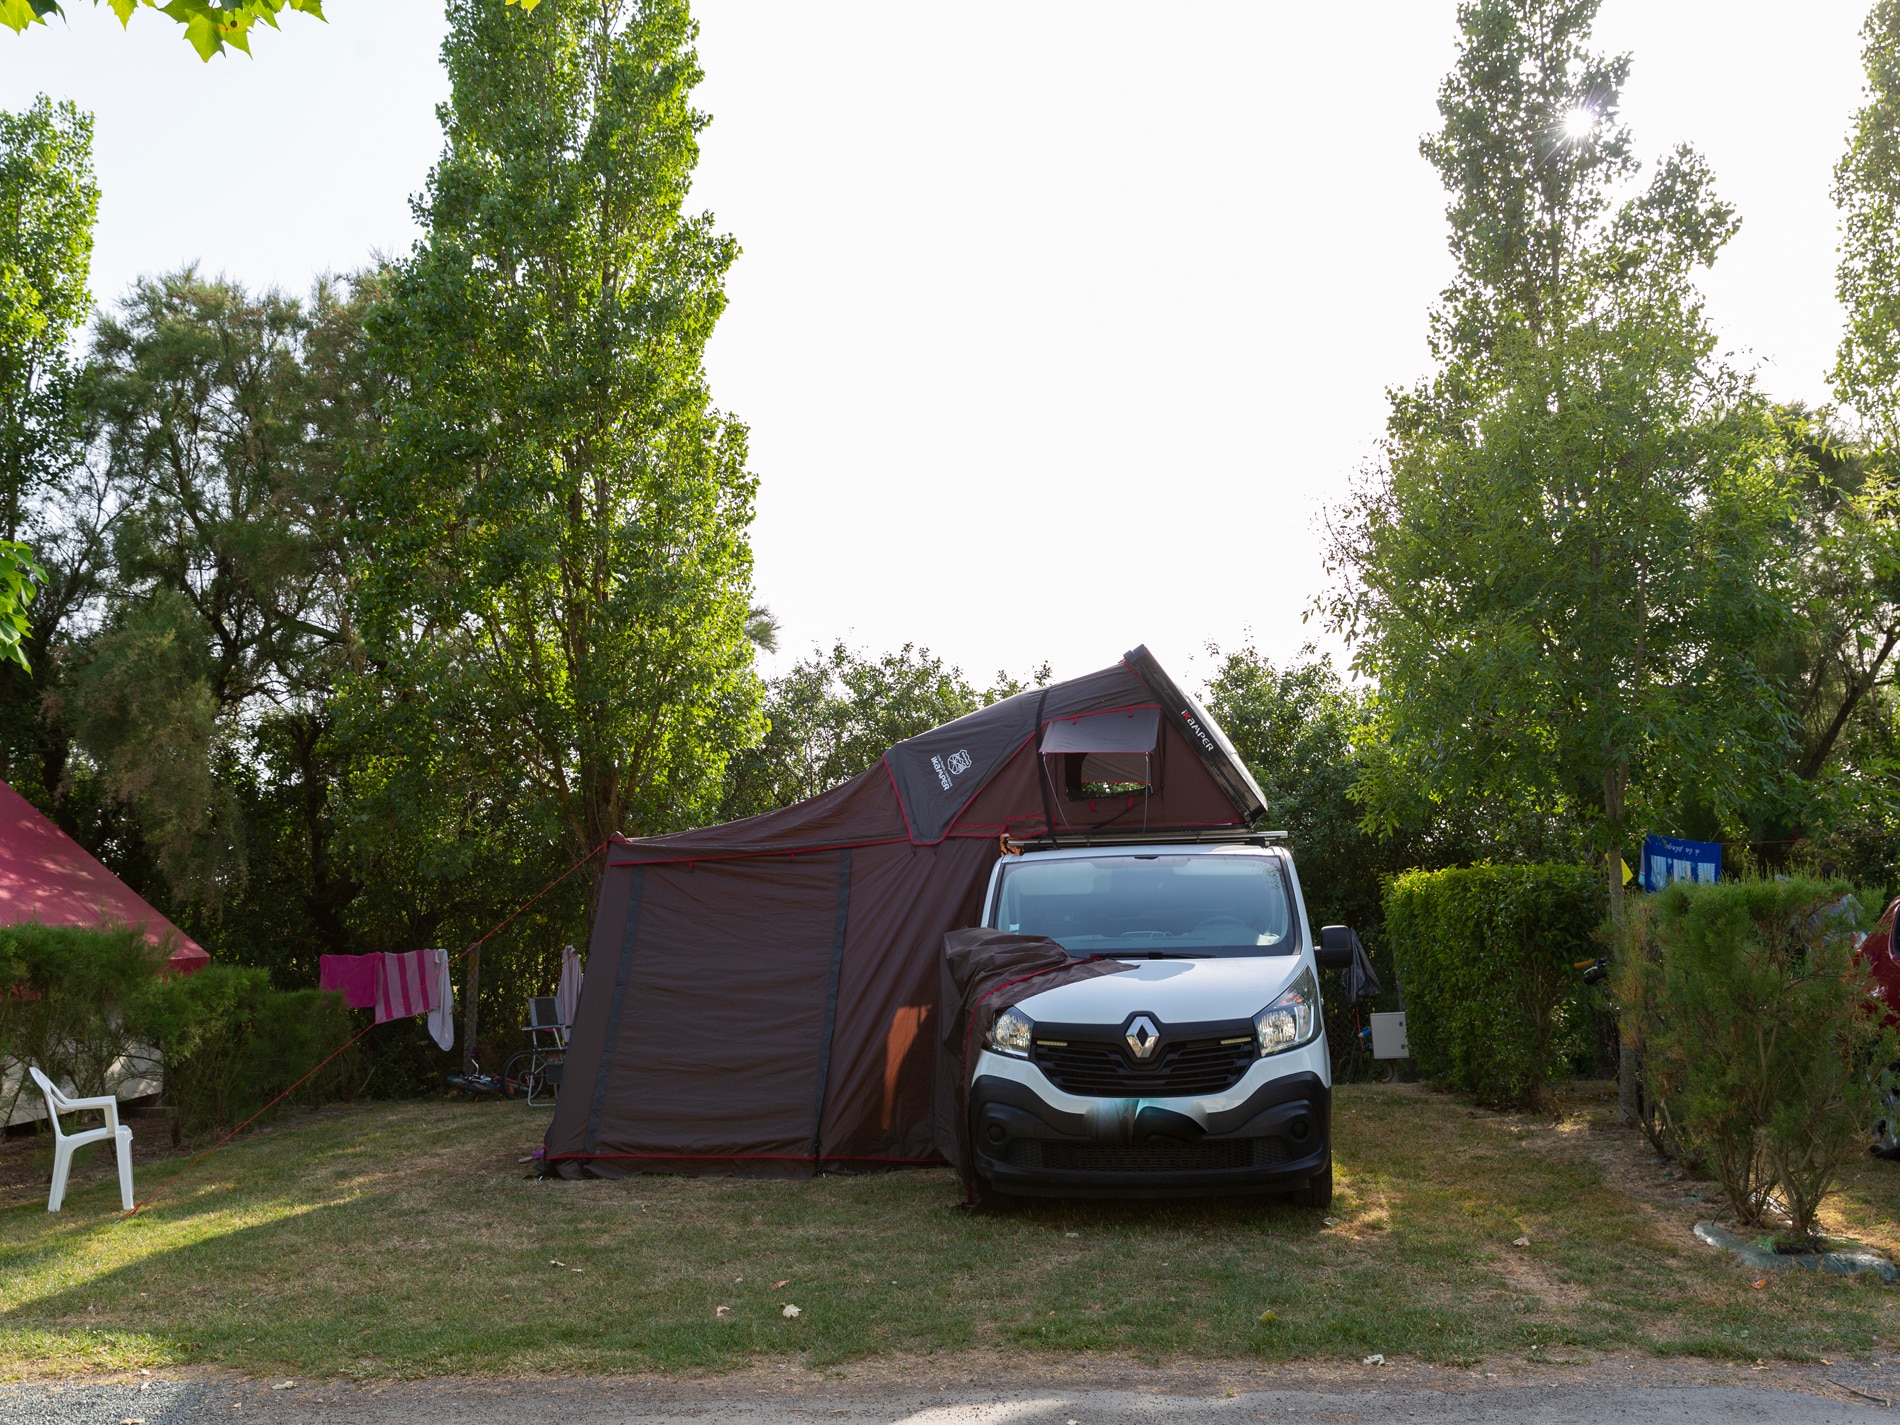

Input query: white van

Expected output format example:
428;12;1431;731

966;835;1354;1207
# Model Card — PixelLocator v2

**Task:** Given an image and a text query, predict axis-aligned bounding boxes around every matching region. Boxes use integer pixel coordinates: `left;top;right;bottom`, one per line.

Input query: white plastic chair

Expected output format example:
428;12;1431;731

27;1065;134;1213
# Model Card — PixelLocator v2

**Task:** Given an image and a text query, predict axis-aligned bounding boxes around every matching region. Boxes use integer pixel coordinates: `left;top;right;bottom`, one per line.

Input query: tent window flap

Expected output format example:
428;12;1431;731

1040;706;1159;755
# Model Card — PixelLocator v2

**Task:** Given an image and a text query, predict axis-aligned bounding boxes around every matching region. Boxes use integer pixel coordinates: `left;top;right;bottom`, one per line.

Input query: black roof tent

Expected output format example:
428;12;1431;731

1122;645;1268;825
882;646;1267;843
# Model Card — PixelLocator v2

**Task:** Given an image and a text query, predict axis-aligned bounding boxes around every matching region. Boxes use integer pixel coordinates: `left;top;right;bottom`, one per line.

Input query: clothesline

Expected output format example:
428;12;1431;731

122;837;609;1219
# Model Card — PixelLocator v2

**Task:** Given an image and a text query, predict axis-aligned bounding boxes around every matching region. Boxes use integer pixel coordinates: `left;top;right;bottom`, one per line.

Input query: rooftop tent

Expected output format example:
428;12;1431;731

543;645;1267;1179
0;779;208;973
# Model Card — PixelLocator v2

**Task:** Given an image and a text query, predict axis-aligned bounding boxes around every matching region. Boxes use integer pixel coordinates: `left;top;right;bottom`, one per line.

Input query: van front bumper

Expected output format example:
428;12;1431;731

969;1066;1330;1199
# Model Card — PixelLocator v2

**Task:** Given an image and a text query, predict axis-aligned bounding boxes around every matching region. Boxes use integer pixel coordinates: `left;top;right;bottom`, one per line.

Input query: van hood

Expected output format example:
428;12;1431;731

1014;954;1305;1027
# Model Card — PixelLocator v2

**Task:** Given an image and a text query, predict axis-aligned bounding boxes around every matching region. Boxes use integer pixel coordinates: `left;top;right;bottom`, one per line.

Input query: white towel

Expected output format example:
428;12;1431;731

427;948;455;1051
556;944;583;1042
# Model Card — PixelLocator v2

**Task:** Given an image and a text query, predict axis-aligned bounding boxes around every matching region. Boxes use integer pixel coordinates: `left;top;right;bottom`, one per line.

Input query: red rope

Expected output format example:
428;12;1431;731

120;839;608;1218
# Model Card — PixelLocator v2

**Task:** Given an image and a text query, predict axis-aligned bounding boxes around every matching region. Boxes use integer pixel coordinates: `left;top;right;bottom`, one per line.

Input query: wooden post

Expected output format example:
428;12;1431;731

1614;875;1640;1125
1600;764;1640;1125
462;944;481;1074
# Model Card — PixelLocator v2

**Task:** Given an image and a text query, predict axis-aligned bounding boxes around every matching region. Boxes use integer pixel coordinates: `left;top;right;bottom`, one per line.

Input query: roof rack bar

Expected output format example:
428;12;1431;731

1005;827;1288;853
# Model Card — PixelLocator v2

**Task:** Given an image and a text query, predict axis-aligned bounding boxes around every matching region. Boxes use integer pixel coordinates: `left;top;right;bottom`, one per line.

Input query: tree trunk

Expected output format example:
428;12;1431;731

462;945;481;1075
1605;761;1640;1124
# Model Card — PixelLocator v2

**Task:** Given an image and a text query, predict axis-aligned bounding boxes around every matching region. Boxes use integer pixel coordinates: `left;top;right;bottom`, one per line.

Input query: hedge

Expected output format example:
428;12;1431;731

0;922;356;1141
0;923;156;1124
131;966;358;1141
1383;864;1603;1108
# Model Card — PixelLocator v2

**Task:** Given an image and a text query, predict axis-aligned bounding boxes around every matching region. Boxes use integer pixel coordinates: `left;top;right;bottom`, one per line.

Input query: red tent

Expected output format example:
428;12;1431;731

0;779;208;973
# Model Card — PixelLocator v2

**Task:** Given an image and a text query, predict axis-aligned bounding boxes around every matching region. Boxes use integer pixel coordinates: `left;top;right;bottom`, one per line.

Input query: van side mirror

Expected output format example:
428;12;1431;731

1316;925;1359;972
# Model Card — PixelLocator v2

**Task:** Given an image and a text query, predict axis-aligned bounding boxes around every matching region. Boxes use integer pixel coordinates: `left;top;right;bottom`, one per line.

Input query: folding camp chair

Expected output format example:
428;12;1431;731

502;996;568;1106
27;1066;134;1213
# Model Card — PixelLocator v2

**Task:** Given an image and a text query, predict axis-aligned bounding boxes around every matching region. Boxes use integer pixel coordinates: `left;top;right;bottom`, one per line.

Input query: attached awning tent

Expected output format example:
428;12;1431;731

0;779;208;974
543;646;1268;1178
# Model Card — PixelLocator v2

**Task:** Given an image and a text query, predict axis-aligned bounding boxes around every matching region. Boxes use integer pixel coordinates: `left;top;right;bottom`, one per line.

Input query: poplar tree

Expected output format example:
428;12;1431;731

1837;1;1900;441
355;0;763;883
1324;0;1796;1110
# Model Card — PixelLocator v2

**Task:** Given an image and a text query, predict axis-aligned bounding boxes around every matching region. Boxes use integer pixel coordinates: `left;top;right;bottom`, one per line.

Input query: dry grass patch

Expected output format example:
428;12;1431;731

2;1082;1899;1379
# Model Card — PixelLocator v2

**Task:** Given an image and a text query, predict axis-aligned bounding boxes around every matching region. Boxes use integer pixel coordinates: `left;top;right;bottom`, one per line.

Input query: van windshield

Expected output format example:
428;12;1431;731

992;854;1296;957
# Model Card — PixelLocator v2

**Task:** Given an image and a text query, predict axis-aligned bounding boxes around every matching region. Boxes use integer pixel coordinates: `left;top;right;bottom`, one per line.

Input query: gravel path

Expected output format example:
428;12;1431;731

5;1369;1898;1425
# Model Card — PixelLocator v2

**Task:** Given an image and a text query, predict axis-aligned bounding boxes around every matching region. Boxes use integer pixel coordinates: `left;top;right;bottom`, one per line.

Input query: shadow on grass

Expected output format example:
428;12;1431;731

3;1090;1897;1376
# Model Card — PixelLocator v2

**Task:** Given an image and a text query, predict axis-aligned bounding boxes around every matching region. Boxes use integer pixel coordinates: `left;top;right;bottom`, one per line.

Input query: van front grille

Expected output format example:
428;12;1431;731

1007;1137;1288;1172
1034;1036;1256;1097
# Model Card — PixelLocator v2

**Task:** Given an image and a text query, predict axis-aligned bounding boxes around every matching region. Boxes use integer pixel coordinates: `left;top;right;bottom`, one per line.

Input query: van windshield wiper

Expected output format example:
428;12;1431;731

1111;951;1214;960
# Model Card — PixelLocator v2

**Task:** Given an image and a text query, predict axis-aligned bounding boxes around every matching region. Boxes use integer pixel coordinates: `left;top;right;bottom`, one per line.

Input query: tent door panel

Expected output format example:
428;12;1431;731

590;854;850;1161
582;865;646;1155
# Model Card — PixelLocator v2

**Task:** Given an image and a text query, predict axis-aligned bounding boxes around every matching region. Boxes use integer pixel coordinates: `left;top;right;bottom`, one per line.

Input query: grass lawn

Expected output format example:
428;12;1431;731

4;1080;1900;1379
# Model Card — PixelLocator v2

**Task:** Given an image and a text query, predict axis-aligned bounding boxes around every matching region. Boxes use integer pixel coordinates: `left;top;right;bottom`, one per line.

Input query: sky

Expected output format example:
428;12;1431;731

0;0;1873;692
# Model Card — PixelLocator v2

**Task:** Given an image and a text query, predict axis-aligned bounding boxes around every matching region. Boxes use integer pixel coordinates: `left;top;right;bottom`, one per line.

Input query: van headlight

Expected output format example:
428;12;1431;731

988;1006;1034;1058
1254;965;1320;1056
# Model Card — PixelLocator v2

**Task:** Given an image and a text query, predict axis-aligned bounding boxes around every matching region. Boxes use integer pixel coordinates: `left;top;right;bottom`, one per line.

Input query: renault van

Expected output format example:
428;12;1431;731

966;835;1355;1207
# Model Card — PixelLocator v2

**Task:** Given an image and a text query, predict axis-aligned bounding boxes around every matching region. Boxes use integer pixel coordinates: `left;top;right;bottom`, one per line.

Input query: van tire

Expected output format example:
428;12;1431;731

972;1175;1014;1210
1290;1161;1332;1211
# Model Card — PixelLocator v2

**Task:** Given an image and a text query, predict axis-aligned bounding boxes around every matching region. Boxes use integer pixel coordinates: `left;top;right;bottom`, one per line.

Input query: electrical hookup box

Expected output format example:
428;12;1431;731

1369;1011;1409;1060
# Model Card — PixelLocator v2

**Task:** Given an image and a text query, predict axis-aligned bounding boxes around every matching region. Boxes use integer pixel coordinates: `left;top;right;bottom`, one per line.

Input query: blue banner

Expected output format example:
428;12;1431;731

1641;834;1721;892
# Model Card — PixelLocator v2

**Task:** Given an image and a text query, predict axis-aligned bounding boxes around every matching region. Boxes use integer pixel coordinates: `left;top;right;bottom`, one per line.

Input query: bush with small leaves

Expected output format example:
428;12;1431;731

1621;877;1890;1240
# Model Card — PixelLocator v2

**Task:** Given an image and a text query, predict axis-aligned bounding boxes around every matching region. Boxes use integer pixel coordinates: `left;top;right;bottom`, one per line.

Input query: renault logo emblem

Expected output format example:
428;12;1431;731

1125;1015;1160;1060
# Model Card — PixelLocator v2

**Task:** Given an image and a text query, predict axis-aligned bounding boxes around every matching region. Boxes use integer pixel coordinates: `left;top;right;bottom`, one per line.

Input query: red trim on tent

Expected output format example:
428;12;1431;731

547;1151;948;1165
1038;700;1160;727
611;835;915;870
941;819;1246;839
883;757;918;841
0;779;208;974
604;818;1260;871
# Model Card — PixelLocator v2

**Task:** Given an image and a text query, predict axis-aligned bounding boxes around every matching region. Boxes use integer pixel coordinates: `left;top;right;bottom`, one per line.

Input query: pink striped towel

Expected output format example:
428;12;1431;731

375;950;439;1024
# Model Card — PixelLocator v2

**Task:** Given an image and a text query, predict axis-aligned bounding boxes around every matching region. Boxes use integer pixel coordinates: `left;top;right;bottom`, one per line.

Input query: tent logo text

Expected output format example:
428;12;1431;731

1179;709;1218;756
931;748;974;789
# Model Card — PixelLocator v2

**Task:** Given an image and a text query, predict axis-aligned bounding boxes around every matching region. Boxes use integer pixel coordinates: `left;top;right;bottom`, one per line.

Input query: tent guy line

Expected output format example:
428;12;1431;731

115;836;612;1220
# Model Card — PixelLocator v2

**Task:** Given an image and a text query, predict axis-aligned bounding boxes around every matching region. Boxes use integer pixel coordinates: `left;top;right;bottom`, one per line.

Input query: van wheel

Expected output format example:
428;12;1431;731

1290;1161;1332;1211
972;1175;1014;1210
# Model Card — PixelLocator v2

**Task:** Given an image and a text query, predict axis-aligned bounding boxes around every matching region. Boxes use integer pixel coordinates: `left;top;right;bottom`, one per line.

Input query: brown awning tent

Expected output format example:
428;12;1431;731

544;646;1269;1178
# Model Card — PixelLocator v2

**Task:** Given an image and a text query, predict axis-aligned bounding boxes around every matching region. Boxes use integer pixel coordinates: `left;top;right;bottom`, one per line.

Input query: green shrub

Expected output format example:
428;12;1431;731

130;967;356;1141
0;923;163;1123
129;965;268;1139
1619;877;1890;1239
0;934;24;1092
1383;864;1603;1108
232;987;357;1120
